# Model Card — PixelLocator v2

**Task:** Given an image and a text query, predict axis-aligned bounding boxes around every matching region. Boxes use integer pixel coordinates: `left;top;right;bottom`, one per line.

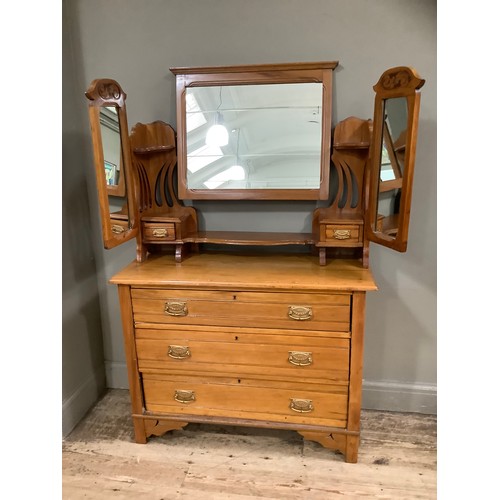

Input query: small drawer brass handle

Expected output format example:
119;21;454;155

168;345;191;359
111;224;125;234
152;228;168;237
174;390;195;404
288;305;312;321
288;351;313;366
165;301;188;317
333;229;351;240
290;398;314;413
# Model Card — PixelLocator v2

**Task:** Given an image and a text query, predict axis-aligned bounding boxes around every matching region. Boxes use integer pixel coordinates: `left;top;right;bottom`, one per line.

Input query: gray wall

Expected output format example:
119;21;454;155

63;0;436;419
62;0;107;436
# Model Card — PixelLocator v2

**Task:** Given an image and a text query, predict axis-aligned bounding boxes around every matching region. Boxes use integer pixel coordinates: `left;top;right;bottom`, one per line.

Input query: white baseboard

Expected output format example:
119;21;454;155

104;363;436;415
62;367;106;437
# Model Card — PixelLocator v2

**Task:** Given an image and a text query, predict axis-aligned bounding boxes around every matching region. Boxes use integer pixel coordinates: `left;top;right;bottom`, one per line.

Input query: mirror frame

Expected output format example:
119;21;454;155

170;62;338;200
366;66;425;252
85;79;138;249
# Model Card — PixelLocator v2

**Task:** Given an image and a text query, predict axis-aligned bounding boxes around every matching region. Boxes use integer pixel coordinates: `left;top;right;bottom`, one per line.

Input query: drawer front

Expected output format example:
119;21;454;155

110;218;129;236
325;224;362;245
132;289;351;332
142;222;176;242
142;373;348;428
135;328;350;383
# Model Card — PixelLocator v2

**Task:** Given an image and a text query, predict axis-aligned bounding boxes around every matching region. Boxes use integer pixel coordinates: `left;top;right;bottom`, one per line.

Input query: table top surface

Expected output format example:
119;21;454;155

110;252;378;292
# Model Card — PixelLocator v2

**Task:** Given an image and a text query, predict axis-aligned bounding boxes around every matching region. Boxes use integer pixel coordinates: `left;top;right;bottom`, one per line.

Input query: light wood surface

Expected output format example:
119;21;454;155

63;389;437;499
111;252;377;462
110;252;377;292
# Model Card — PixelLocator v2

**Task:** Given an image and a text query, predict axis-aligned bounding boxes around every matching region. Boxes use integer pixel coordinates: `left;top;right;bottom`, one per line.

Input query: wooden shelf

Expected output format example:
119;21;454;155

182;231;314;246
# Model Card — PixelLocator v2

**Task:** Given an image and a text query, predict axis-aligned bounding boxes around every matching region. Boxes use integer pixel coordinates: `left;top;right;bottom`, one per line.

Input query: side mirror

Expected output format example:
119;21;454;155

366;67;425;252
85;79;139;249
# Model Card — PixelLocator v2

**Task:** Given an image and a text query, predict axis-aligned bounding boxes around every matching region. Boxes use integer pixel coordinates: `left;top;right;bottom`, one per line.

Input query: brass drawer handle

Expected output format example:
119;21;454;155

288;351;313;366
111;224;125;234
168;345;191;359
165;301;188;316
152;228;168;237
290;398;314;413
288;305;312;321
333;229;351;240
174;390;195;404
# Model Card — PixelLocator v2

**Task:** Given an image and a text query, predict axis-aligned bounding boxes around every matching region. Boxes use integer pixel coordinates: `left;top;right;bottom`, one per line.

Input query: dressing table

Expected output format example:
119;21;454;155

85;62;424;463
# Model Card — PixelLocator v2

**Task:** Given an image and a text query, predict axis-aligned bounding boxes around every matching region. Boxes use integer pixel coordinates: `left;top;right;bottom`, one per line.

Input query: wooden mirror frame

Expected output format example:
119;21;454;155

366;67;425;252
85;79;139;249
170;62;338;200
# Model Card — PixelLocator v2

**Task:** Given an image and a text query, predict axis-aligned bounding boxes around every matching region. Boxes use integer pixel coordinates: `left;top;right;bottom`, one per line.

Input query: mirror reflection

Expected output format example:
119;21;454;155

376;97;408;237
99;106;129;231
100;107;123;189
185;83;323;190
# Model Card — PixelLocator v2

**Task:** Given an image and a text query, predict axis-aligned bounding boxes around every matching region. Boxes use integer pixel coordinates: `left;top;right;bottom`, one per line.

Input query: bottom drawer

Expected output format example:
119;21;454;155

142;373;348;428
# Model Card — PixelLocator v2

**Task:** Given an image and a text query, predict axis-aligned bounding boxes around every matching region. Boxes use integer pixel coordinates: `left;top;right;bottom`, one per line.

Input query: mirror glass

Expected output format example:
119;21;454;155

100;107;123;190
185;83;323;190
99;106;130;229
376;97;408;238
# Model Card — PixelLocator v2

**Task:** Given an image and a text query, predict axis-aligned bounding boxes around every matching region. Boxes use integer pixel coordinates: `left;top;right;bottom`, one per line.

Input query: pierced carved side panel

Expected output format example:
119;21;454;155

129;121;180;215
326;117;372;215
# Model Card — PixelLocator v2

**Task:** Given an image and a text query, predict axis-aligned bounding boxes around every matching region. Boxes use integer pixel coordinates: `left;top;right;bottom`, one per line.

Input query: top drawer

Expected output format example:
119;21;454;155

131;289;351;332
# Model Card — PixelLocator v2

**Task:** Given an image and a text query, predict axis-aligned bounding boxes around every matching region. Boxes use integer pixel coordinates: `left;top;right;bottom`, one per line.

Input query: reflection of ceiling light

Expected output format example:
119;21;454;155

205;112;228;147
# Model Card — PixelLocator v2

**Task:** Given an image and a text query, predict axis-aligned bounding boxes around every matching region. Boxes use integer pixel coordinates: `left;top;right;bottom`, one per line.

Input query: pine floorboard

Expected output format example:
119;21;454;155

62;389;436;499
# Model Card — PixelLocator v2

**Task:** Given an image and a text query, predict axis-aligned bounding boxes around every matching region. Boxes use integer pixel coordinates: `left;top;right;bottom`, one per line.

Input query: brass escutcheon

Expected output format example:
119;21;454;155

168;345;191;359
288;351;313;366
290;398;314;413
152;228;168;237
288;305;312;321
111;224;125;234
333;229;351;240
165;301;188;316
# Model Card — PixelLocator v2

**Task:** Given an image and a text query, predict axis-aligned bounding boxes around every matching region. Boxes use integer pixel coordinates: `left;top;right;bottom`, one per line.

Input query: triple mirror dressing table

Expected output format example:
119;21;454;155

86;62;424;463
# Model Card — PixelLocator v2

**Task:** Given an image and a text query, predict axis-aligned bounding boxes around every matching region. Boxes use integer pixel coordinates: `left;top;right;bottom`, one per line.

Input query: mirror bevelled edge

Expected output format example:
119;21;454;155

85;78;139;250
366;67;425;252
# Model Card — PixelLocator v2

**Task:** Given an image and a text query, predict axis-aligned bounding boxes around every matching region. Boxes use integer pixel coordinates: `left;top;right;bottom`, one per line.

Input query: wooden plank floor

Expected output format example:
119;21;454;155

62;389;436;499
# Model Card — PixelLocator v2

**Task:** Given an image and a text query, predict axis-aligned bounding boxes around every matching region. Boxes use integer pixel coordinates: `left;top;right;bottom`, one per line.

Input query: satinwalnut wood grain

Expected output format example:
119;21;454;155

110;252;377;292
144;418;188;438
365;66;425;252
110;253;376;462
312;116;372;267
117;285;147;443
141;373;348;428
135;330;350;382
85;79;139;250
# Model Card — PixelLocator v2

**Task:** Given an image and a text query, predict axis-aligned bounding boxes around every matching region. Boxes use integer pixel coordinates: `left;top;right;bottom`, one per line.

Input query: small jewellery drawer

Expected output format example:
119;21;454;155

324;224;363;245
131;289;351;332
110;218;129;235
135;328;350;383
142;373;348;428
142;222;175;242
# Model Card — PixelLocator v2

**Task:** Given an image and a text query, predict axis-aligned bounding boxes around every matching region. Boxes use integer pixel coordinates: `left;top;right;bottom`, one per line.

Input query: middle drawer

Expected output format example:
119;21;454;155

132;289;351;332
135;327;350;384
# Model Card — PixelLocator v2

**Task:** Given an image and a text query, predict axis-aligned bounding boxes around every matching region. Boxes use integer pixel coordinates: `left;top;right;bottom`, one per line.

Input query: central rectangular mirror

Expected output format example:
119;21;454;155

171;62;338;200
